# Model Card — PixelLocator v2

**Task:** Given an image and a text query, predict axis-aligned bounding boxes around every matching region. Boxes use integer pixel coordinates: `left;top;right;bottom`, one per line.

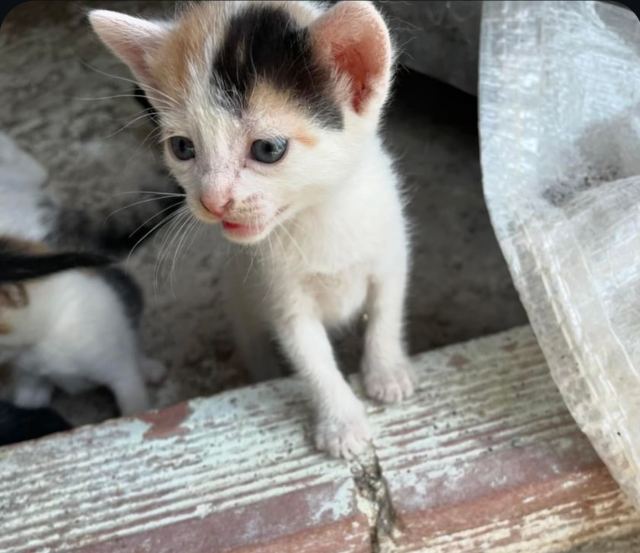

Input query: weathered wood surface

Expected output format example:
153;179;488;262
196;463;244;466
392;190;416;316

1;326;639;552
370;327;640;551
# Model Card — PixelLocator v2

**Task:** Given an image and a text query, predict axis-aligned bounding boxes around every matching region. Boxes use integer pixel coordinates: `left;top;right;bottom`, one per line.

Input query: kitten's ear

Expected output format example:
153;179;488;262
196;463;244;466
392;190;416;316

310;1;392;115
89;10;171;87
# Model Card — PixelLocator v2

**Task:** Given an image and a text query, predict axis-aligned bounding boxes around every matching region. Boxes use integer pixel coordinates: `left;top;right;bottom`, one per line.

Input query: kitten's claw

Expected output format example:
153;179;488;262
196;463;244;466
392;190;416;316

364;360;415;404
314;407;372;459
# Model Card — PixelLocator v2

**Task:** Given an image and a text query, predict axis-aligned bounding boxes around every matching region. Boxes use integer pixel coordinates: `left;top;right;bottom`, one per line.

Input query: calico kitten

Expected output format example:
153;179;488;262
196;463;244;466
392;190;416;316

0;134;165;416
90;0;415;458
0;236;165;415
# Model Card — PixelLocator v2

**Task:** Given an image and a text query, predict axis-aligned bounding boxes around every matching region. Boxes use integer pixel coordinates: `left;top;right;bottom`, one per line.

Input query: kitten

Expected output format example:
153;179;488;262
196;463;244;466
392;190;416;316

0;134;165;416
0;237;165;415
90;0;415;458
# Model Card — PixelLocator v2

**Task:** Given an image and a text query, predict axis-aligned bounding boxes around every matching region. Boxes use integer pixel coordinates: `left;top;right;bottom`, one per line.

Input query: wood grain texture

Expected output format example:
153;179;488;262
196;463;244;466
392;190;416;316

367;327;640;552
0;384;369;553
1;326;639;552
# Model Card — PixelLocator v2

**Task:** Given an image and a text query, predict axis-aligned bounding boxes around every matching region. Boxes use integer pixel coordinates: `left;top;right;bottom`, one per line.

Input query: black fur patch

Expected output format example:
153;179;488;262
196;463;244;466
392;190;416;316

98;266;144;327
0;401;71;446
212;5;343;129
0;239;113;284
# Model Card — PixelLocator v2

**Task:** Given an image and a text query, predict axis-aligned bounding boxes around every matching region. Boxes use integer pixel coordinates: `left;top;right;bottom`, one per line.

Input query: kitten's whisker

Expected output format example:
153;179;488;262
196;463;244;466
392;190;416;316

105;196;177;220
121;126;167;168
185;219;203;253
113;191;186;198
80;61;179;107
155;209;190;291
103;110;159;140
140;126;164;148
279;223;308;265
127;207;185;262
128;199;185;238
170;214;197;293
73;93;169;106
243;249;256;284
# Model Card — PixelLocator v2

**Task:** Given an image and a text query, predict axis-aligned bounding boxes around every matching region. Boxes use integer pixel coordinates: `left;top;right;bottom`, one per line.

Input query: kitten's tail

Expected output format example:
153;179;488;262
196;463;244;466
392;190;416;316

0;239;113;284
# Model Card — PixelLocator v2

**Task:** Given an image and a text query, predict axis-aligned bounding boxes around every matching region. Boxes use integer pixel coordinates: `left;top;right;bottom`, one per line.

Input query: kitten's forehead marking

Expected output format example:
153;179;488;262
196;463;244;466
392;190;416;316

210;4;343;129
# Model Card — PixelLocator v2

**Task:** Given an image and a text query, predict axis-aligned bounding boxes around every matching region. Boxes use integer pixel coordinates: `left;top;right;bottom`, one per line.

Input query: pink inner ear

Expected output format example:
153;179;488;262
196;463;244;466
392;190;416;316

314;4;391;114
334;48;369;113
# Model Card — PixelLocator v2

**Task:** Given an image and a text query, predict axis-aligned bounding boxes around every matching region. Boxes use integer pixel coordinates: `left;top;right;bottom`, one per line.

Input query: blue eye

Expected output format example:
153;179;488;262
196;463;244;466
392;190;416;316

250;138;288;164
169;136;195;161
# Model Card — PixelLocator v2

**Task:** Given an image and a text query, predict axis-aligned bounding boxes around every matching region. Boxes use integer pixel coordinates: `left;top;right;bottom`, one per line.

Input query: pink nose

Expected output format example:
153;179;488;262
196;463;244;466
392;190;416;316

200;195;233;218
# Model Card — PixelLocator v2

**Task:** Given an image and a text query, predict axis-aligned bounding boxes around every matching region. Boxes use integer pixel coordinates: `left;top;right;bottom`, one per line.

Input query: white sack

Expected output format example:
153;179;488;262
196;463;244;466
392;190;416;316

480;0;640;506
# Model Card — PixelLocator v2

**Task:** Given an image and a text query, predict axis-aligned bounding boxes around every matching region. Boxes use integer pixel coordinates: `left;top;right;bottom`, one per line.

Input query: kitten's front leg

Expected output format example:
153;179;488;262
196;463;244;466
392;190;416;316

276;313;371;459
362;267;416;404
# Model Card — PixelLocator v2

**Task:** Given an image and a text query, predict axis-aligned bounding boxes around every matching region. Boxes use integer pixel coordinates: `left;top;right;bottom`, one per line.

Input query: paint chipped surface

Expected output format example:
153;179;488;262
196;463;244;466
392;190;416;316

368;326;640;551
0;378;365;553
139;401;192;440
1;326;639;552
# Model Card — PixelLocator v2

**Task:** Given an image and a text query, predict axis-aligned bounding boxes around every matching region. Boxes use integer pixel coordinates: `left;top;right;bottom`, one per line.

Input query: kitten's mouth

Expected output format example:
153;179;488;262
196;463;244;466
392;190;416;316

220;206;289;243
221;220;264;238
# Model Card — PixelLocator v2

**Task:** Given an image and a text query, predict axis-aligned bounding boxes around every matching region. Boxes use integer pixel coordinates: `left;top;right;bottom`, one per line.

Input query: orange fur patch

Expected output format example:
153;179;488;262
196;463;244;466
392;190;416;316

1;235;49;255
0;284;28;309
294;133;318;148
248;82;319;148
152;2;227;98
0;282;28;335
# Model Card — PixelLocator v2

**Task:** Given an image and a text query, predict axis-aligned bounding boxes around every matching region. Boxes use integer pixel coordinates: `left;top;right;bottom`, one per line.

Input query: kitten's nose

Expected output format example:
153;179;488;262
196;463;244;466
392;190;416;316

200;195;233;218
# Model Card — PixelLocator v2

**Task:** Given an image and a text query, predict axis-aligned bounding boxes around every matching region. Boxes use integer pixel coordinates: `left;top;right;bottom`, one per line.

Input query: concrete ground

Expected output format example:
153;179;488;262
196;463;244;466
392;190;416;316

0;1;527;426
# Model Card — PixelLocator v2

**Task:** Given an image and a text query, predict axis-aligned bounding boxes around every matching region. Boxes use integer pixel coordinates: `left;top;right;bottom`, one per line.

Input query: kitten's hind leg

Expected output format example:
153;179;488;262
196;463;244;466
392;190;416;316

110;369;150;416
93;354;150;416
13;372;53;409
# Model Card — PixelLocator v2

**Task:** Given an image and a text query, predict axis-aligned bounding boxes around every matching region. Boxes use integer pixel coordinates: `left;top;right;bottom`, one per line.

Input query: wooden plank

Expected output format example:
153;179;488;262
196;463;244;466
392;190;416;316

0;386;369;553
0;326;639;552
369;327;640;551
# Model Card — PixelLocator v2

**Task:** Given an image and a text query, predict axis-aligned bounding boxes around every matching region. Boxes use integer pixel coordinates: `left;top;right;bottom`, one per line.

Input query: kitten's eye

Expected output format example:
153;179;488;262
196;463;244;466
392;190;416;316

169;136;196;161
250;138;288;164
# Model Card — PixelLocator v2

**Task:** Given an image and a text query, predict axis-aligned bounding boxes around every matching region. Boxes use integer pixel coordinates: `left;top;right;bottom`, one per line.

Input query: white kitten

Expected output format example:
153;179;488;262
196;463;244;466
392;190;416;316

0;134;164;415
90;0;415;457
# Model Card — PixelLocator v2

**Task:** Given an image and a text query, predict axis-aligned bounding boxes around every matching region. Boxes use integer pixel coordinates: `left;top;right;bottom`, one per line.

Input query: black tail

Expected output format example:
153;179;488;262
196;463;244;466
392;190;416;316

0;246;113;284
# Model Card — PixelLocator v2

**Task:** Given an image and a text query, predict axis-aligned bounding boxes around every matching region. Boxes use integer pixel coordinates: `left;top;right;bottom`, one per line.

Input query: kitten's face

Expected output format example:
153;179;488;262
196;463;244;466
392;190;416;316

160;79;353;245
91;1;392;244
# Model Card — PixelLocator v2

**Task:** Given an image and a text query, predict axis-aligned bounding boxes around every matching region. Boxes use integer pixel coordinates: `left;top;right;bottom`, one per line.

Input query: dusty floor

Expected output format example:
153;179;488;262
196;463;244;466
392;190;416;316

0;1;527;426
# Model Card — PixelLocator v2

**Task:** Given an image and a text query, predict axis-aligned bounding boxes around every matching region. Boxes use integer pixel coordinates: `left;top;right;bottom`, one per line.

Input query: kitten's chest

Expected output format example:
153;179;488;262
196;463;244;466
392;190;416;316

301;267;369;326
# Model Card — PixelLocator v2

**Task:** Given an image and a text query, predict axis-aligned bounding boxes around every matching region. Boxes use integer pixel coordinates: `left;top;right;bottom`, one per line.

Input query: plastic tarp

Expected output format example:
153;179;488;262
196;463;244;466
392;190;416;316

479;1;640;506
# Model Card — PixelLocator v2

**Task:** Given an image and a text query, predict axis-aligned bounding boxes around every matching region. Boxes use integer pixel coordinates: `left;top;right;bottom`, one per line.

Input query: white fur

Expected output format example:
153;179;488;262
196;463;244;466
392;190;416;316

225;131;415;458
90;0;415;457
0;272;159;415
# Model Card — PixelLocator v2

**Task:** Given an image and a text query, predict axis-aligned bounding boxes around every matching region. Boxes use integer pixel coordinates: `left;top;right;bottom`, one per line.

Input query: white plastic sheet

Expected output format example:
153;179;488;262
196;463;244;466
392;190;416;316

479;1;640;506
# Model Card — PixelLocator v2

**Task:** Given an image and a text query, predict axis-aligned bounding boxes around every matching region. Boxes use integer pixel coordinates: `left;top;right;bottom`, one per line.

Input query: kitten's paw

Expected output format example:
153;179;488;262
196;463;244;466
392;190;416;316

140;357;167;385
364;360;415;404
314;406;372;459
